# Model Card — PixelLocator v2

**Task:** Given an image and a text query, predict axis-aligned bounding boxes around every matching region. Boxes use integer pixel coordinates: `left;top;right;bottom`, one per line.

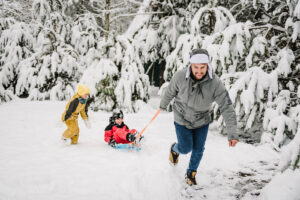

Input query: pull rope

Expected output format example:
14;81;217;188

131;109;161;145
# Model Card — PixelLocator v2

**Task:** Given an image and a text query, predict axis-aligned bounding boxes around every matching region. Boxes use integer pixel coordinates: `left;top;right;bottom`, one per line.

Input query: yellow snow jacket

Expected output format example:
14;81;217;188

62;93;88;122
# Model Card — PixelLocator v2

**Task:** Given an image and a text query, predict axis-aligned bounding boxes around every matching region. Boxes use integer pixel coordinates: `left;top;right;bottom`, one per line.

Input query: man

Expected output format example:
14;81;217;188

61;84;91;144
160;49;238;186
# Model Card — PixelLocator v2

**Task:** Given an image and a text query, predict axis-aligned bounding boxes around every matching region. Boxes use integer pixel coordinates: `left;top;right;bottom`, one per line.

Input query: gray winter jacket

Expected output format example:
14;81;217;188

160;67;238;140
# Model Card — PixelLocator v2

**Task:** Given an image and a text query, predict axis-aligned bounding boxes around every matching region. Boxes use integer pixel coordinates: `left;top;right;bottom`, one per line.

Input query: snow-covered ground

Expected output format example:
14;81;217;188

0;95;298;200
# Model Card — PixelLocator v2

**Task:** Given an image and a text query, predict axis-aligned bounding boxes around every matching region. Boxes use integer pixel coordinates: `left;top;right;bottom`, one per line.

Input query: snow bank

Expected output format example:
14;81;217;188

260;169;300;200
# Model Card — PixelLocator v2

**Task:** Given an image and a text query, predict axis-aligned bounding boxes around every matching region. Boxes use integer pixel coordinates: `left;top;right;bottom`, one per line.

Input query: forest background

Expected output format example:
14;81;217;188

0;0;299;193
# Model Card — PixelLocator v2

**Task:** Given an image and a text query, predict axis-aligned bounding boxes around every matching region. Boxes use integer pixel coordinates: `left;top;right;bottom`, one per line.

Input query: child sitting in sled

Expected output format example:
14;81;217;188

104;110;139;148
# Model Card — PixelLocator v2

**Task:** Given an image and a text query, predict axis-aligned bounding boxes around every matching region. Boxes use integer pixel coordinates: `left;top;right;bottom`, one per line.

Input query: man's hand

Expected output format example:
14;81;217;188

229;140;238;147
159;107;168;113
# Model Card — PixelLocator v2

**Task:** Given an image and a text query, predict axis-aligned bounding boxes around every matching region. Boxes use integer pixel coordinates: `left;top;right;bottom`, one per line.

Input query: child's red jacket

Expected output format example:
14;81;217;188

104;122;136;144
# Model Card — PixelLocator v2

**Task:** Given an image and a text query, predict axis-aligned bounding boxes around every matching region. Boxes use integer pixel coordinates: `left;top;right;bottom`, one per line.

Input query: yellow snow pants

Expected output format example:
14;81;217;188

62;118;80;144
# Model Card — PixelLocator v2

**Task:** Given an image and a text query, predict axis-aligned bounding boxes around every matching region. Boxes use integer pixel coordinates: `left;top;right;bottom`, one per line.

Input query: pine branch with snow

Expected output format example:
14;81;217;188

16;44;81;100
80;58;119;111
70;13;102;56
100;35;150;112
0;20;34;102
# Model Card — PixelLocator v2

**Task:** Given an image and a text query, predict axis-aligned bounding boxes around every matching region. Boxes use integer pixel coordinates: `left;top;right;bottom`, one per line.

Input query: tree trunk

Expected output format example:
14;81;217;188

105;0;110;41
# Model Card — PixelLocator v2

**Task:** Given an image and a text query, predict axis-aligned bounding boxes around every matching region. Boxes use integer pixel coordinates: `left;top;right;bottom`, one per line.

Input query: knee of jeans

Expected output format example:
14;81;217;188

194;146;205;154
179;146;192;154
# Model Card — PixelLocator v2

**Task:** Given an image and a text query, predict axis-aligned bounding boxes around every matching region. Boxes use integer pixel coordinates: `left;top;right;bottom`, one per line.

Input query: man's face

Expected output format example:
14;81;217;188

191;63;208;80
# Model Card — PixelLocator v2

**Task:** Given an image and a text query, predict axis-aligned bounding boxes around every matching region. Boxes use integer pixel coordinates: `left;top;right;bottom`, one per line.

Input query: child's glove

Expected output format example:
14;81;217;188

84;119;91;129
109;138;116;148
126;133;136;142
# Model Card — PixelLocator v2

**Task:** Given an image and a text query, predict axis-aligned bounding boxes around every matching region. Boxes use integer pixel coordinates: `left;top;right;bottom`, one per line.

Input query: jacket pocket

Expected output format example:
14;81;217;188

194;110;209;119
173;101;185;115
194;110;210;124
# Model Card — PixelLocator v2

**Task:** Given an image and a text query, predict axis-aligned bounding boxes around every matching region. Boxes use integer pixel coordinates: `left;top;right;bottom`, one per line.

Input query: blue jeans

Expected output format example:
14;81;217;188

172;122;209;174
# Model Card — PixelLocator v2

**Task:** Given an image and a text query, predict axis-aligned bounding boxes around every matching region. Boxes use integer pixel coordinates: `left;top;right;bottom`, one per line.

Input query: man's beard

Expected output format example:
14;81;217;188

191;71;207;81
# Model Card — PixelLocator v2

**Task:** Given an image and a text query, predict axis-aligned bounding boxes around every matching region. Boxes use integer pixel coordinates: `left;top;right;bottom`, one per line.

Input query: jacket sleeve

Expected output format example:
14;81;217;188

80;98;92;120
104;125;114;143
125;124;136;134
80;104;88;120
213;78;239;140
160;71;180;110
64;98;79;121
125;125;129;131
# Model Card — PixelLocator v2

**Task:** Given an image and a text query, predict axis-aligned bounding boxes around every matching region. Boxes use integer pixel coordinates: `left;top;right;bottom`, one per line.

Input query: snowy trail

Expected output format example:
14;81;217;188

0;99;279;200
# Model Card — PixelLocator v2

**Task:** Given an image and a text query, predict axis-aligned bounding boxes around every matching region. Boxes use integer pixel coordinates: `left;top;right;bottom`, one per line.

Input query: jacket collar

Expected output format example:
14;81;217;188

113;122;125;128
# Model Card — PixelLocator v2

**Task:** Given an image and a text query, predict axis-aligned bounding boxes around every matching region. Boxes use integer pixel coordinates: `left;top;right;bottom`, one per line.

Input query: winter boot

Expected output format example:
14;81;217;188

185;171;197;186
169;143;179;165
61;136;71;145
134;135;144;145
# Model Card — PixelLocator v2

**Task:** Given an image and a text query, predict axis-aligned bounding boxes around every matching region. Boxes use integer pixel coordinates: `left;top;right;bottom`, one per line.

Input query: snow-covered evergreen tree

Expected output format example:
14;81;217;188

80;34;150;112
70;13;101;57
126;0;189;71
0;0;33;23
1;0;150;111
279;105;300;171
0;18;34;102
16;44;81;100
68;11;104;83
113;35;150;112
64;0;143;38
80;58;119;111
15;0;81;100
65;0;151;112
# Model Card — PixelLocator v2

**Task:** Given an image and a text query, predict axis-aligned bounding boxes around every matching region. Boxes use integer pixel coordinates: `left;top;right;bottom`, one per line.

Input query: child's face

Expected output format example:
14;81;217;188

81;94;89;99
115;118;123;125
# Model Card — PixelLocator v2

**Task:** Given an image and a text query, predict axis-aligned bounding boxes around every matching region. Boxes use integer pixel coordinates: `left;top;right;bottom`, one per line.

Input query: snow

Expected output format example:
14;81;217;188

191;6;236;35
0;94;292;200
295;0;300;19
276;48;294;76
0;1;299;199
125;0;151;38
260;169;300;200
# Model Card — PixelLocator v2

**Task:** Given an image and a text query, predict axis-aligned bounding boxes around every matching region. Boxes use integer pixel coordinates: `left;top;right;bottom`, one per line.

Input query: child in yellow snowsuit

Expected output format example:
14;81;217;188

61;84;91;144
